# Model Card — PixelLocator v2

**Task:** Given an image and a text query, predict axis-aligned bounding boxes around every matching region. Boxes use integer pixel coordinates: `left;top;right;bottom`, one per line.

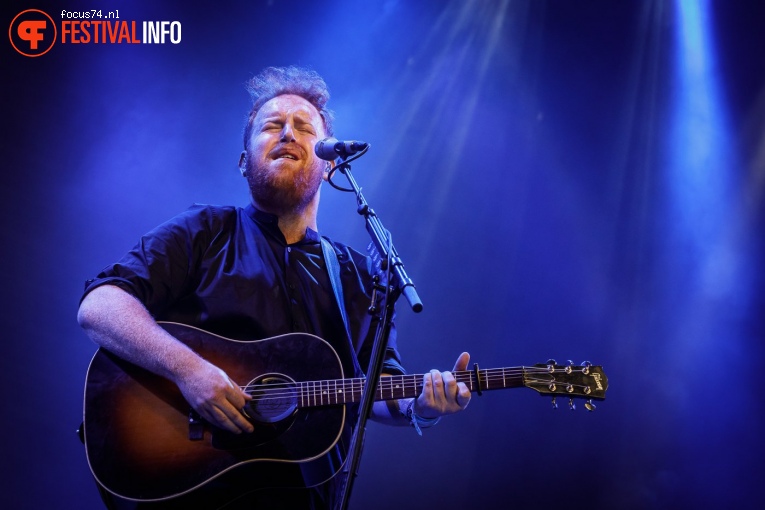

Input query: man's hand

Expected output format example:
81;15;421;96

414;352;471;419
78;285;254;434
175;360;254;434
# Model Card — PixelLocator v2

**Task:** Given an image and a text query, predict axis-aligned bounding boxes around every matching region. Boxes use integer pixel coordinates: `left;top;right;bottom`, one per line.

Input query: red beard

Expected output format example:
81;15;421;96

245;158;323;215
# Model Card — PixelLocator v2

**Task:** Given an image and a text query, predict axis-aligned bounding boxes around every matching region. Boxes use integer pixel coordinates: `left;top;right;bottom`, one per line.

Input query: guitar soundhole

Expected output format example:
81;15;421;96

244;374;298;424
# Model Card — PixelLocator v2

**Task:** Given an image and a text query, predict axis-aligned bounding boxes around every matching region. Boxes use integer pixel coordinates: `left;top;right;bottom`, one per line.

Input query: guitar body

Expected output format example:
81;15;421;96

83;323;350;502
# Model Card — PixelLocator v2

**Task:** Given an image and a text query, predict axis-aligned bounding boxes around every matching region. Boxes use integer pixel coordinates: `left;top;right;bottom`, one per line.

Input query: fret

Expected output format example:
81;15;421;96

391;376;401;399
405;375;416;399
465;371;475;391
294;366;533;409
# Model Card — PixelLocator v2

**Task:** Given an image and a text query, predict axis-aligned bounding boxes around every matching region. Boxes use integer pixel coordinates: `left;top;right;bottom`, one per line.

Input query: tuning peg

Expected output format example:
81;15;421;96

546;359;557;366
568;398;576;410
565;360;574;374
551;397;558;409
546;359;557;373
581;361;592;375
585;400;596;412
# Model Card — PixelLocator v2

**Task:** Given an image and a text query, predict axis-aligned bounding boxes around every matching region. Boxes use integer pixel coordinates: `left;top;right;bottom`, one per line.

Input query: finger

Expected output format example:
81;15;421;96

226;379;252;407
430;369;444;399
200;382;252;434
237;382;253;402
229;411;254;434
453;352;470;372
199;404;242;434
441;371;459;399
421;372;433;398
224;388;255;433
456;382;471;409
211;399;253;434
440;371;468;413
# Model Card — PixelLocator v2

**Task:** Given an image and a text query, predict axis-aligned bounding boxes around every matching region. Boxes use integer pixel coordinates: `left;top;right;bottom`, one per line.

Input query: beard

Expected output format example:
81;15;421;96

245;156;324;216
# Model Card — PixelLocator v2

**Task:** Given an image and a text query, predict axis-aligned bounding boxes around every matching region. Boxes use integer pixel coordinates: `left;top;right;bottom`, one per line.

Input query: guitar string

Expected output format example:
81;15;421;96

242;379;597;405
237;368;597;402
237;368;583;395
237;367;535;394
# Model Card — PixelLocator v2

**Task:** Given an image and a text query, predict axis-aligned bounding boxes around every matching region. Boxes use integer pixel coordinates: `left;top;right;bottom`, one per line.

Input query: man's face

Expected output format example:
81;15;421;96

243;94;327;214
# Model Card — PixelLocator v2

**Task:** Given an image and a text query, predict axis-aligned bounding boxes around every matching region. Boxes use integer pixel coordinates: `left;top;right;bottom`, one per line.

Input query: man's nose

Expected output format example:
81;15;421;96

280;122;296;142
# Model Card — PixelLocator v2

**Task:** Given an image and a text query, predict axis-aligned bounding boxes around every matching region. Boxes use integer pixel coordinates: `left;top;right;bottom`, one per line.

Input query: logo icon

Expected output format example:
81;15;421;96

9;9;57;57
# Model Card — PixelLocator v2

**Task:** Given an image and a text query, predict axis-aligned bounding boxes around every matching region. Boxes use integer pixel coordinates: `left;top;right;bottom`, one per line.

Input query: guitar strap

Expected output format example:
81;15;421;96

320;237;362;378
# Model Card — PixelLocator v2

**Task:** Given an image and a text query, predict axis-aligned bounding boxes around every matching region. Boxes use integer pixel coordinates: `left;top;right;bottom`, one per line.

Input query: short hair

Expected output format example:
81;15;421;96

243;66;334;149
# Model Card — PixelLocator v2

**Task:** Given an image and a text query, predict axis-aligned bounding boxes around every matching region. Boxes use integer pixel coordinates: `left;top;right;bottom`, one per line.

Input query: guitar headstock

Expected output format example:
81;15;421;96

524;360;608;410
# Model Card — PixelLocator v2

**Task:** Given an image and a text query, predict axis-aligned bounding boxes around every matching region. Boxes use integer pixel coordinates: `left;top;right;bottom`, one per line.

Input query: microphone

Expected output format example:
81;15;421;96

315;138;369;161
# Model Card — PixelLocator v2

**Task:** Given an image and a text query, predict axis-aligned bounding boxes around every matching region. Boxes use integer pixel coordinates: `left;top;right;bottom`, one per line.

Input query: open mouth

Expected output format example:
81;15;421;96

272;146;301;161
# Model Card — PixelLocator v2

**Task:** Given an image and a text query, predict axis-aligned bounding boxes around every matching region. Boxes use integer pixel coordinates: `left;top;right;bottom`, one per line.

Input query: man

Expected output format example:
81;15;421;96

78;66;470;509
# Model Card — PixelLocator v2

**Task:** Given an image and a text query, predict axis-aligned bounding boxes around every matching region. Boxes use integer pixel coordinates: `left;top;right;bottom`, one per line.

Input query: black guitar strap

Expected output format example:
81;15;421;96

320;237;362;378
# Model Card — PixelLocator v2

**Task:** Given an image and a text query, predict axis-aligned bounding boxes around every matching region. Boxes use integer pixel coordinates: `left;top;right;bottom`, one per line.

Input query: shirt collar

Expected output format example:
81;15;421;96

245;203;320;245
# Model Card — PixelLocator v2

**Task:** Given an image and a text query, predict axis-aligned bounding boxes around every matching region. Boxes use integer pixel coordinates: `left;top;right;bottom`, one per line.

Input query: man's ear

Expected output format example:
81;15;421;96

238;151;247;177
322;160;335;181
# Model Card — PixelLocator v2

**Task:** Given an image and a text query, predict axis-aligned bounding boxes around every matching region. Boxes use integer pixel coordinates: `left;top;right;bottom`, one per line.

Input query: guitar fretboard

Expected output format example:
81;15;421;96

289;367;529;409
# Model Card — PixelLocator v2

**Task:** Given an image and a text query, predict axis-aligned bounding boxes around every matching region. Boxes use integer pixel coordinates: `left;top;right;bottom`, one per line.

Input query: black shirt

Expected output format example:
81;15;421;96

82;203;405;509
83;203;404;378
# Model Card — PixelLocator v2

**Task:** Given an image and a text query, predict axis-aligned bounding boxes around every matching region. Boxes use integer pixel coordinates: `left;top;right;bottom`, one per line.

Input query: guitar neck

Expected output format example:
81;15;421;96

294;367;526;408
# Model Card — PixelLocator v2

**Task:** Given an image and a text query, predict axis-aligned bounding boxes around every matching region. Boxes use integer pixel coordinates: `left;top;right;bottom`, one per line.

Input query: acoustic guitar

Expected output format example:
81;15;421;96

82;322;608;502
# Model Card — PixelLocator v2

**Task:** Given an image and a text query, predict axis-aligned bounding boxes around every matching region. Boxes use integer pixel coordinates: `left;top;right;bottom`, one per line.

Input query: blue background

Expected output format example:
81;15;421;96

2;1;764;508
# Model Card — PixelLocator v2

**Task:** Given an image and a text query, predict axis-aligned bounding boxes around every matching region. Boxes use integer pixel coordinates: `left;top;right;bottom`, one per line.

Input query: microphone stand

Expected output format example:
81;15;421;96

331;153;422;510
